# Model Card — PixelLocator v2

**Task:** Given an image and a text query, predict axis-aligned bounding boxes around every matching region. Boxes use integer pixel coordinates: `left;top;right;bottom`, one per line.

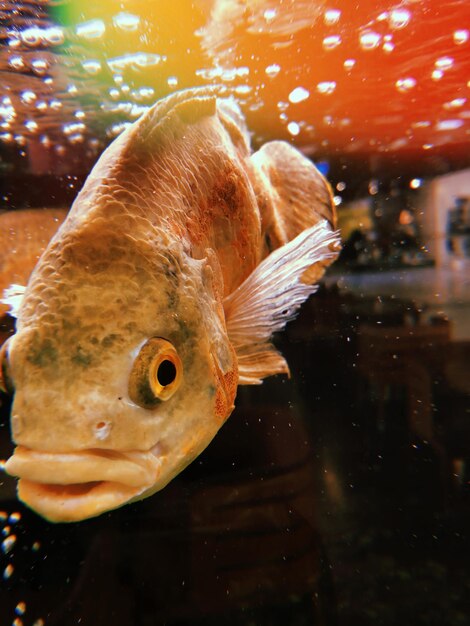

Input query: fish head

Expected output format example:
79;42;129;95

2;221;238;522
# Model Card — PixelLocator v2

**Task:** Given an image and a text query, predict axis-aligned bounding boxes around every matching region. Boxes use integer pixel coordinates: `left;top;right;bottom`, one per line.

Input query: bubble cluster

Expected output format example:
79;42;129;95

0;0;467;169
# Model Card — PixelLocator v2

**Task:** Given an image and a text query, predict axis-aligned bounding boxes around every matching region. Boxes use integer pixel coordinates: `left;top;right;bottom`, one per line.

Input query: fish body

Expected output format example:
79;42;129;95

2;88;339;522
0;209;67;317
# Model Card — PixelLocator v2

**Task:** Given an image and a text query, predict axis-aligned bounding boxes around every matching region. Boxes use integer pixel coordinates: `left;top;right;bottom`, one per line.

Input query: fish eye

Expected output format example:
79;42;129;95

0;338;14;395
128;337;183;408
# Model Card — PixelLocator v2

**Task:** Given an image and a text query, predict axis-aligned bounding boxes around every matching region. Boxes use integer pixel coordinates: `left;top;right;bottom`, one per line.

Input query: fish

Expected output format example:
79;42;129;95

1;87;340;522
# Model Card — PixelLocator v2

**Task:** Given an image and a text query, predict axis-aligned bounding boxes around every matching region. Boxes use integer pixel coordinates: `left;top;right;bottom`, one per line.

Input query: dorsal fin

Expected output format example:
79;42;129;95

249;141;337;283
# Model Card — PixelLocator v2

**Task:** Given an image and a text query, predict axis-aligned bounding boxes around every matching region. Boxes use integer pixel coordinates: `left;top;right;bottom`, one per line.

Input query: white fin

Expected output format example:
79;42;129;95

1;284;26;318
223;221;340;384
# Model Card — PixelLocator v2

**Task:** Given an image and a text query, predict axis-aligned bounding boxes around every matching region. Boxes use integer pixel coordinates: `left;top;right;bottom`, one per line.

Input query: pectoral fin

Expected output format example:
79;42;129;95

224;221;340;384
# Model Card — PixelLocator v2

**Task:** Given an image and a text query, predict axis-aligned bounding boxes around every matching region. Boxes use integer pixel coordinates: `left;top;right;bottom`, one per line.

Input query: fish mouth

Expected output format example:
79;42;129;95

4;445;164;523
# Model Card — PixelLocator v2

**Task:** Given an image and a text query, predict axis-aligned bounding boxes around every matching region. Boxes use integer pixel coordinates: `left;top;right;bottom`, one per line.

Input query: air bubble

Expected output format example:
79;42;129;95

25;120;38;132
324;9;341;25
344;59;356;71
113;12;141;31
9;56;25;71
316;81;336;95
360;31;381;50
395;77;416;93
287;122;300;136
453;29;469;45
436;119;463;131
443;98;466;109
288;87;309;104
31;58;49;75
44;26;64;46
76;19;106;40
435;57;454;70
389;9;411;30
323;35;341;50
82;59;102;75
265;64;281;77
20;27;43;47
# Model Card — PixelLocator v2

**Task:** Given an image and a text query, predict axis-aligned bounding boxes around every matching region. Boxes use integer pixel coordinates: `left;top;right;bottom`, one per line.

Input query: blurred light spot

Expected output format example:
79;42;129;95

423;143;434;150
333;195;342;206
360;31;381;50
2;534;16;553
410;178;422;189
436;119;463;131
288;87;309;103
49;99;62;110
317;81;336;95
432;69;444;80
113;12;141;31
336;181;346;191
8;512;21;524
369;180;379;195
287;121;300;136
265;64;281;77
412;120;431;128
389;9;411;29
263;9;276;21
324;9;341;25
167;76;178;87
15;602;26;616
383;42;395;53
453;29;469;45
323;35;341;50
396;77;416;92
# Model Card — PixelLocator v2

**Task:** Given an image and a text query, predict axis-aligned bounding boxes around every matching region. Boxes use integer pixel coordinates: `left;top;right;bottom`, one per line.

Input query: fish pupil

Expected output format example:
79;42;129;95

157;359;177;387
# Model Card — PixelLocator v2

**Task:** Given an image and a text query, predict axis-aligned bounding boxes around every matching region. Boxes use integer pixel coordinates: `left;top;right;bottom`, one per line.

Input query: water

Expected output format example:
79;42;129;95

1;2;470;626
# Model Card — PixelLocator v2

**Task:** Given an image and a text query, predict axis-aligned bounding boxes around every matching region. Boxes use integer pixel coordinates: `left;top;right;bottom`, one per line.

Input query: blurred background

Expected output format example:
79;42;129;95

0;1;469;625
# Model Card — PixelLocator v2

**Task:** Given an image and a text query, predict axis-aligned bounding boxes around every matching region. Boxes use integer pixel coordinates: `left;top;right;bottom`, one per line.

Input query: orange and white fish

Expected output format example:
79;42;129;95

1;88;340;522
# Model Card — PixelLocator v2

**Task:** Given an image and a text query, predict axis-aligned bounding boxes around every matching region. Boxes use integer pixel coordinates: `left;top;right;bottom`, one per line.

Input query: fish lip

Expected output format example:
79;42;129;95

5;445;164;487
17;477;150;523
4;445;165;522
